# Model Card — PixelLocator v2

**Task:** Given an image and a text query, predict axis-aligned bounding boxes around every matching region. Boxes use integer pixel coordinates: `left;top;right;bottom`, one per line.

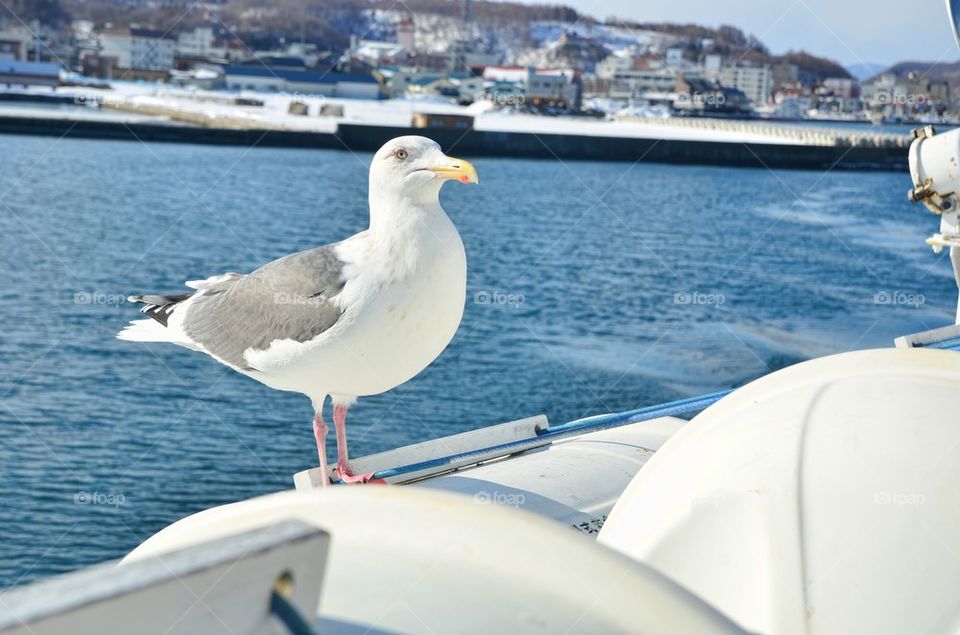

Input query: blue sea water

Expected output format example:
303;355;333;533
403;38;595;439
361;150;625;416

0;132;954;588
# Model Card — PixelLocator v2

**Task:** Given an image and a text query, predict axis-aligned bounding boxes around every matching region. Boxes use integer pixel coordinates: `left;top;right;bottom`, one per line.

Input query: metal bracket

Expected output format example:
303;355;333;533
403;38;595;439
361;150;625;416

0;521;328;635
293;414;549;488
895;322;960;349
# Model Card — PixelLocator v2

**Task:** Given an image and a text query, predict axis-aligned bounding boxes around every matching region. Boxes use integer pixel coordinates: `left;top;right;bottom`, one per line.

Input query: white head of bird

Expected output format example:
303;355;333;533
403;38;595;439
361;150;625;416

368;136;478;224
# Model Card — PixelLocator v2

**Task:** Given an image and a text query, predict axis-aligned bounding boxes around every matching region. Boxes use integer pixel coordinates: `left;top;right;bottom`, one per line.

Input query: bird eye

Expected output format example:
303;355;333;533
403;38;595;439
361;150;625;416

394;148;408;160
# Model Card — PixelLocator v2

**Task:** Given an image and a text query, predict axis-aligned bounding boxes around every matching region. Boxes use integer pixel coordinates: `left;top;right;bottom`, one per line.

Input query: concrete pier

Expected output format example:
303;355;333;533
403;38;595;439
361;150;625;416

0;107;910;171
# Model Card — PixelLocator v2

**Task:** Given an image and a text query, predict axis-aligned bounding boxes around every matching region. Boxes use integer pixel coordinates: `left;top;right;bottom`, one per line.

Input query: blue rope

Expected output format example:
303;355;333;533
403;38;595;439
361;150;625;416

270;591;318;635
542;389;732;437
922;337;960;350
371;389;732;481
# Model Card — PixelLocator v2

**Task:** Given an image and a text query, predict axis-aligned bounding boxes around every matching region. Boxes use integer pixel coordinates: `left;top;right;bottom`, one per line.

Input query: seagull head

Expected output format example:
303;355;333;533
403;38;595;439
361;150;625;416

369;136;478;211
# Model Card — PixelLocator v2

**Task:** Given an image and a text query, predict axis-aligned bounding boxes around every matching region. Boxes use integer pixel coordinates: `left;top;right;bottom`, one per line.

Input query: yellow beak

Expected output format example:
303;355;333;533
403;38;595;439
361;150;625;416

429;157;479;184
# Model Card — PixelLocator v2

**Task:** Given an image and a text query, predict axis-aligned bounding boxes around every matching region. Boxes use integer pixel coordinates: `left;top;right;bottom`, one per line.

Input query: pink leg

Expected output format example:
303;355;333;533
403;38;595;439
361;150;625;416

332;403;375;484
312;411;331;487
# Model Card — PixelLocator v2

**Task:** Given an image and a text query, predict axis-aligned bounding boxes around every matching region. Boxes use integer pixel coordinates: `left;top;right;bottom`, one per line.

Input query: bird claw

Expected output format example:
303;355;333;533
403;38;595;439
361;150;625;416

335;466;377;485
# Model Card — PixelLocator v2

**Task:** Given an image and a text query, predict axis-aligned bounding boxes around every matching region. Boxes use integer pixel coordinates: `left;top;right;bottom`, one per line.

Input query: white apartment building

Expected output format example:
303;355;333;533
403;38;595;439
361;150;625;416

720;64;772;105
176;27;219;58
609;68;680;99
596;54;634;80
526;68;579;106
99;27;174;70
664;47;684;68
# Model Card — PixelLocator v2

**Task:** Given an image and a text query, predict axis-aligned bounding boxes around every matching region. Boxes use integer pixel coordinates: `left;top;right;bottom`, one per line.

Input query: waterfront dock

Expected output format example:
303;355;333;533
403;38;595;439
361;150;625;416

0;91;912;171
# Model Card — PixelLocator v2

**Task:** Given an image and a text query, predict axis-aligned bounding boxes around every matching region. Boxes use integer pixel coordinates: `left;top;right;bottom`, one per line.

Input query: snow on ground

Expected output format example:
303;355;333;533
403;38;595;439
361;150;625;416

473;113;805;145
528;21;677;55
0;102;174;124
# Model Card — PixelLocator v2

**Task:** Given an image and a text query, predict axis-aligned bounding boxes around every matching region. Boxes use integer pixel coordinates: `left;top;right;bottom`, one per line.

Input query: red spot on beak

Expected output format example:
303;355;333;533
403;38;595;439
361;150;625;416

459;175;470;184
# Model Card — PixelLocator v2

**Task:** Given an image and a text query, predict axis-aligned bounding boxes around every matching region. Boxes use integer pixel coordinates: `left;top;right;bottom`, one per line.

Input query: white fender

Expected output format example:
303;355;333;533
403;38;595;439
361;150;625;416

126;487;744;634
599;348;960;635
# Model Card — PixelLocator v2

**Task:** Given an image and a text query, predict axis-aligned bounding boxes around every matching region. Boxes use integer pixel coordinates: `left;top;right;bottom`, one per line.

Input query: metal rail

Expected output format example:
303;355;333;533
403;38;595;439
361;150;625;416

370;389;732;481
360;336;960;484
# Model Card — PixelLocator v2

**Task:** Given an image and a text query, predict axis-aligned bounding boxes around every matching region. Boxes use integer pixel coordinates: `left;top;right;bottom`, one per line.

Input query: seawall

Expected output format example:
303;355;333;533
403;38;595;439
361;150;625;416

0;113;909;172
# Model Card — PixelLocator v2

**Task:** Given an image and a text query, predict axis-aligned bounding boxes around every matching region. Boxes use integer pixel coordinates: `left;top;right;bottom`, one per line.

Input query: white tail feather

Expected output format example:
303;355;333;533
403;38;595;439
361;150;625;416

116;319;174;343
117;318;203;351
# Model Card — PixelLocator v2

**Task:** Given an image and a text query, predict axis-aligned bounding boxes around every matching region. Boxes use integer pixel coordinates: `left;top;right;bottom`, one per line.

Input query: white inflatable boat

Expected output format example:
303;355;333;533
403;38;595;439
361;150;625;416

1;344;958;635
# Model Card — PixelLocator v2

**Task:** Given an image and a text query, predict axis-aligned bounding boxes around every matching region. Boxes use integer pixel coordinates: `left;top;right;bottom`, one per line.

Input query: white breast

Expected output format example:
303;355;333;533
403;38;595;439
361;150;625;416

246;211;467;402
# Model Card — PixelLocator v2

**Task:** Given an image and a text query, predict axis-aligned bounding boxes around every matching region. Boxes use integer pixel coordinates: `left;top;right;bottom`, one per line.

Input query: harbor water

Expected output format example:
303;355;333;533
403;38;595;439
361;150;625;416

0;133;954;588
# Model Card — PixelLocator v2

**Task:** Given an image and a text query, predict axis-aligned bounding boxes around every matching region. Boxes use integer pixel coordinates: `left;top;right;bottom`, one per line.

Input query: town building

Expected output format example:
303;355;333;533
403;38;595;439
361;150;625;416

596;53;634;80
176;27;221;58
396;17;415;52
702;54;723;81
821;77;859;99
404;74;451;97
449;73;485;103
222;65;381;99
0;59;60;87
526;68;580;108
351;40;406;68
609;68;684;100
172;29;245;73
485;79;525;106
771;62;799;91
482;66;581;109
773;95;814;119
411;113;473;130
862;71;951;115
99;27;175;72
861;73;900;108
664;48;685;68
719;64;772;105
447;40;498;73
674;76;751;115
0;28;33;61
389;70;485;104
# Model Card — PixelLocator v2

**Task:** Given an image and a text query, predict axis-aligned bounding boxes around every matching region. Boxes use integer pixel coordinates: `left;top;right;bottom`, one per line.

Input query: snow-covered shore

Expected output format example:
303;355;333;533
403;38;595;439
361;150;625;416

0;83;911;149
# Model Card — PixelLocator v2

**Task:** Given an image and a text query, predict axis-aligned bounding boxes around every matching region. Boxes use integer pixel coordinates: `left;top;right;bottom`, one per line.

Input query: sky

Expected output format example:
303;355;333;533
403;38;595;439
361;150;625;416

536;0;960;68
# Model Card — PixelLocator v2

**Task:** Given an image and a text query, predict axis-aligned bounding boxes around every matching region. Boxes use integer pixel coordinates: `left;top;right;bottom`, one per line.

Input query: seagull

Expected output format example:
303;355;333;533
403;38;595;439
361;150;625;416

118;136;478;486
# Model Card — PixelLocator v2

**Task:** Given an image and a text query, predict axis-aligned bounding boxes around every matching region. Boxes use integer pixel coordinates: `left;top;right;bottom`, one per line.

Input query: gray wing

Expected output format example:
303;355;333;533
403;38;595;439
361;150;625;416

181;244;347;370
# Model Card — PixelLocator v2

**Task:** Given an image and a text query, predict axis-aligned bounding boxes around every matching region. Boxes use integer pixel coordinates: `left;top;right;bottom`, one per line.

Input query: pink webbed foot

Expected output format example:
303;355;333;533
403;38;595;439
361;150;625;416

330;401;386;484
334;464;380;485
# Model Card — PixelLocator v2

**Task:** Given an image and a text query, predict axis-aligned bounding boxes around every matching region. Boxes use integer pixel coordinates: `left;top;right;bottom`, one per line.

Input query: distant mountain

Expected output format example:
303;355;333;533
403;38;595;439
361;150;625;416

879;59;960;81
771;50;852;81
846;62;887;81
862;59;960;101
